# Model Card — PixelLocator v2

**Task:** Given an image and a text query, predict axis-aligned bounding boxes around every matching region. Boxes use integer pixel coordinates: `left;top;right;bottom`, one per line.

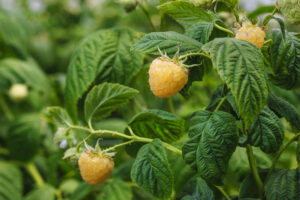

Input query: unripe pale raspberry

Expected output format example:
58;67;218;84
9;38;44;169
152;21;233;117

235;25;266;48
149;57;188;98
278;0;300;23
78;151;114;185
8;84;28;101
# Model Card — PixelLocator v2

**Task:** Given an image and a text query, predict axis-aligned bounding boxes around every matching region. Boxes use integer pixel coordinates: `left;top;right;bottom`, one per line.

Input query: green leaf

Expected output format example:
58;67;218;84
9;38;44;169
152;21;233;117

131;139;174;199
96;179;132;200
181;177;214;200
158;1;214;27
265;169;300;200
167;151;196;194
70;183;93;200
203;38;268;124
126;109;186;143
185;22;214;44
24;185;55;200
59;179;80;195
185;20;228;44
267;94;300;131
0;58;50;94
205;84;239;117
7;113;42;161
0;162;22;200
269;30;300;89
48;106;73;127
65;28;144;121
179;60;207;98
239;170;267;199
133;31;202;56
0;11;29;57
248;5;276;20
182;110;238;184
248;107;284;153
63;147;78;159
84;82;138;122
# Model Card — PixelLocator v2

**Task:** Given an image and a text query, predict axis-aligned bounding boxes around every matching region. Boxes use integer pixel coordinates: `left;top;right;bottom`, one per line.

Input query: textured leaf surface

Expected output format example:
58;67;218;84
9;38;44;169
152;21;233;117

0;59;50;93
48;107;73;127
131;139;173;199
126;109;185;143
181;177;214;200
158;1;214;26
185;22;214;44
182;110;238;184
7;113;42;161
133;31;202;56
25;185;55;200
248;107;284;153
265;169;300;200
268;94;300;131
269;30;300;89
96;179;132;200
203;38;268;124
84;82;138;122
65;28;143;120
0;162;22;200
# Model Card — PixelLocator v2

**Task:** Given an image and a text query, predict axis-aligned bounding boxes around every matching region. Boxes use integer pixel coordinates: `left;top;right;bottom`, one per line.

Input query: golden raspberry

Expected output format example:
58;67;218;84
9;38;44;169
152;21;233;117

235;25;265;48
78;151;114;185
149;57;188;98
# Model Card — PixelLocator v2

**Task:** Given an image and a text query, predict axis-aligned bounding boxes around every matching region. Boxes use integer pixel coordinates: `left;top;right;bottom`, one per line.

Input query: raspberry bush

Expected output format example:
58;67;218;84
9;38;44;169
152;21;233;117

0;0;300;199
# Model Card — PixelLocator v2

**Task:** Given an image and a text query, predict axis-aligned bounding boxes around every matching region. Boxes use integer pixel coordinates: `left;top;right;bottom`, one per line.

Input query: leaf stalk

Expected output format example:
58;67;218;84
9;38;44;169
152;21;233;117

214;24;234;35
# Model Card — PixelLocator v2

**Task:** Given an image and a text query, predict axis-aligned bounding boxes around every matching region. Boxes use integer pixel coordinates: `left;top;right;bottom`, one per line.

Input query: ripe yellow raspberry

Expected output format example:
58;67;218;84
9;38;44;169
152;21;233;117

149;57;188;98
78;151;114;185
235;24;265;48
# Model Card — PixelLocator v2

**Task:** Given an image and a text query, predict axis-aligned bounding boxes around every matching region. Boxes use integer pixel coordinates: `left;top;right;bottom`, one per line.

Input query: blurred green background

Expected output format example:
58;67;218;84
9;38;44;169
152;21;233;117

0;0;299;199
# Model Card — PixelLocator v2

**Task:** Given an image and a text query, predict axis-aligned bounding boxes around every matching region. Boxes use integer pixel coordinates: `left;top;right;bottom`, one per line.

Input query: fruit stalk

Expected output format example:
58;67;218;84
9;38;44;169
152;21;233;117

69;125;182;155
